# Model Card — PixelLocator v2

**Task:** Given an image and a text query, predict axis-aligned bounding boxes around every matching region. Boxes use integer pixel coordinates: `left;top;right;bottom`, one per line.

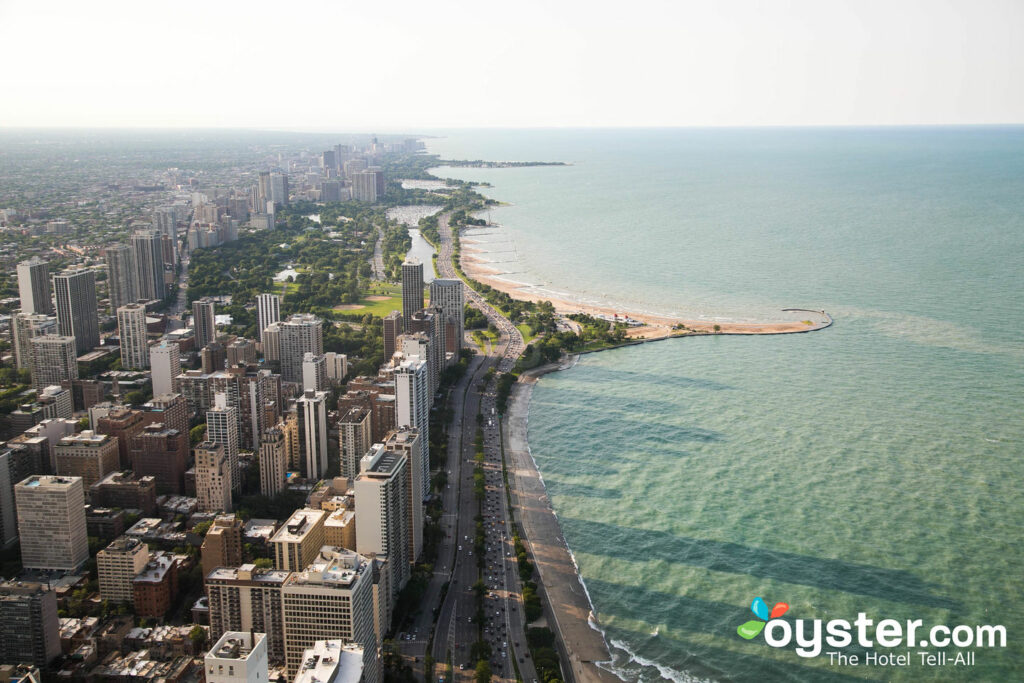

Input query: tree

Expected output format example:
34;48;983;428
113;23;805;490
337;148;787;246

475;660;491;683
253;558;273;569
189;625;207;650
190;424;207;445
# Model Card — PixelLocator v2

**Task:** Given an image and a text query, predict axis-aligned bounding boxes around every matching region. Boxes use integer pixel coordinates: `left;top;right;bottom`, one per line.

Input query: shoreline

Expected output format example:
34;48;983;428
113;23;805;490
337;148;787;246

459;243;832;340
505;356;621;683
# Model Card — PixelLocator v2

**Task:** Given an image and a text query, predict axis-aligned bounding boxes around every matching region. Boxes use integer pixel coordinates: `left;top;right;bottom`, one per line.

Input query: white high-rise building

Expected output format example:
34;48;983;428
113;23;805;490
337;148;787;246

30;335;78;392
17;258;52;316
97;536;149;605
394;358;430;500
53;268;99;354
279;314;323;385
293;641;364;683
302;353;327;392
384;429;424;564
207;394;240;493
262;322;281;361
355;445;411;594
105;244;138;312
11;313;57;370
14;475;88;571
325;352;347;383
255;294;280;344
150;341;180;397
296;390;329;480
205;632;268;683
116;303;149;370
195;441;232;512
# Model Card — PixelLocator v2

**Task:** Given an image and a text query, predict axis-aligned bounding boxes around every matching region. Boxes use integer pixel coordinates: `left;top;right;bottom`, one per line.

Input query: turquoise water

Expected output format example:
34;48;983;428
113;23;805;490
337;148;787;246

426;129;1024;681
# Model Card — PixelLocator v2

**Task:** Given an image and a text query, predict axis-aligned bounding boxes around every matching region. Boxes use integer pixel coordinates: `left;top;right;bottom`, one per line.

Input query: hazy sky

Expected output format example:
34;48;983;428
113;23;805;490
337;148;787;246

1;0;1022;129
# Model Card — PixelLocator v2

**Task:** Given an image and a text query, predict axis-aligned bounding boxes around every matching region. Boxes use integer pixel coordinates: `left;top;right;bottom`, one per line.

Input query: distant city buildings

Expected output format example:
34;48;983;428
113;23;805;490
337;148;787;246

53;268;99;354
132;230;167;301
17;257;52;315
30;335;78;393
105;244;138;312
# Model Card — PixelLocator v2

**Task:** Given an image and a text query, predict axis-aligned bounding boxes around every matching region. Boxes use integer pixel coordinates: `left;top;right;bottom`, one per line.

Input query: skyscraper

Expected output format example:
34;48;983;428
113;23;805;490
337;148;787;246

195;441;232;512
207;394;240;493
105;244;138;311
17;257;52;315
401;260;424;330
153;206;178;264
351;171;378;203
384;429;424;564
279;314;323;385
150;341;180;396
117;303;149;370
0;580;61;667
14;475;89;571
269;172;289;207
429;278;464;354
355;445;411;593
302;352;327;392
339;407;372;481
53;268;99;354
11;312;56;370
192;298;217;350
394;358;430;501
297;390;329;480
30;335;78;392
131;231;166;301
382;311;401;361
259;426;287;496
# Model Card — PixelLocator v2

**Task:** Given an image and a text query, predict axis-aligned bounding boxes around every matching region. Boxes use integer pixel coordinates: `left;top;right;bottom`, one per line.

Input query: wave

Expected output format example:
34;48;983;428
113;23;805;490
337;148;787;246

604;637;714;683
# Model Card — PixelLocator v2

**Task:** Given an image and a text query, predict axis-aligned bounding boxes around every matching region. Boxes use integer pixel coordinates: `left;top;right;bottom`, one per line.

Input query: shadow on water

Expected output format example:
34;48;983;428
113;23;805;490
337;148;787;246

568;520;958;610
586;578;868;682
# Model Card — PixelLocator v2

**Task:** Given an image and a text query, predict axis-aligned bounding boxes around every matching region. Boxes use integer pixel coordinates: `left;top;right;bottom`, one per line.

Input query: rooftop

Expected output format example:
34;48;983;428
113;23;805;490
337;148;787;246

287;547;367;589
294;640;363;683
270;509;325;543
132;552;175;584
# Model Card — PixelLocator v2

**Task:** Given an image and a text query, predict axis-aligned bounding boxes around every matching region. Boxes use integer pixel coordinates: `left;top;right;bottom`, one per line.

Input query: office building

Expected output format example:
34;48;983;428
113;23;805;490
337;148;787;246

207;564;289;663
294;641;364;683
53;268;99;353
195;441;232;512
192;298;217;349
400;260;424;330
11;312;57;370
132;231;166;300
201;515;244;580
259;426;287;496
394;358;430;500
105;244;138;312
205;631;268;683
0;581;60;667
269;172;289;207
97;535;149;605
14;475;89;571
16;258;52;315
279;314;323;384
54;431;120;489
297;390;329;480
281;548;377;682
255;294;280;345
382;311;401;360
384;429;424;563
132;551;178;618
339;407;372;480
319;180;342;203
355;445;410;594
302;352;327;392
429;278;464;354
150;341;180;396
207;394;240;493
270;508;326;572
343;158;367;179
117;303;149;369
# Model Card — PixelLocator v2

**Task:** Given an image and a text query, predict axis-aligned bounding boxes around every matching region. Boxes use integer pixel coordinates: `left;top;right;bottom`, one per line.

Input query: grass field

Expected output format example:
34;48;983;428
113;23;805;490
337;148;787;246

332;282;431;318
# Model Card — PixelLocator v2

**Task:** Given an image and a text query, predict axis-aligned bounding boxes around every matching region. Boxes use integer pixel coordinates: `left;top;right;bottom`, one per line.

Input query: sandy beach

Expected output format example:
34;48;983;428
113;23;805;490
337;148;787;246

460;246;832;340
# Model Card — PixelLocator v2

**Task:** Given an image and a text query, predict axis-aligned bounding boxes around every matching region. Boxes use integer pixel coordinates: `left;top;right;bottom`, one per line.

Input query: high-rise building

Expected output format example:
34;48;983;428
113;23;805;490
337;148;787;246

294;641;364;683
131;550;178;618
201;515;244;580
394;358;430;500
259;426;287;496
105;244;138;311
97;535;149;605
53;268;99;353
256;294;280;345
11;312;56;370
226;338;256;366
351;170;382;203
271;508;326;572
382;311;401;361
401;260;424;330
95;407;145;470
297;390;329;480
205;631;269;683
207;394;240;493
281;548;378;681
325;352;347;384
150;341;180;396
343;158;367;179
384;429;424;564
130;424;189;495
202;341;227;374
302;353;327;392
192;298;217;349
279;314;323;385
319;180;342;203
400;332;435;395
14;475;89;571
153;206;178;245
257;171;271;208
338;407;372;481
132;231;166;301
269;172;289;208
355;445;411;594
429;278;464;354
29;335;78;393
207;564;289;663
17;258;52;315
0;580;61;667
117;303;149;369
195;441;232;512
0;451;19;548
262;322;281;361
54;431;120;490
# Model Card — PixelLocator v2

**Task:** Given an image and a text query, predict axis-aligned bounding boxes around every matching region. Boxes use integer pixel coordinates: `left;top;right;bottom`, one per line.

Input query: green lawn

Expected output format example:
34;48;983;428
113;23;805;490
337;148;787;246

332;283;432;318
